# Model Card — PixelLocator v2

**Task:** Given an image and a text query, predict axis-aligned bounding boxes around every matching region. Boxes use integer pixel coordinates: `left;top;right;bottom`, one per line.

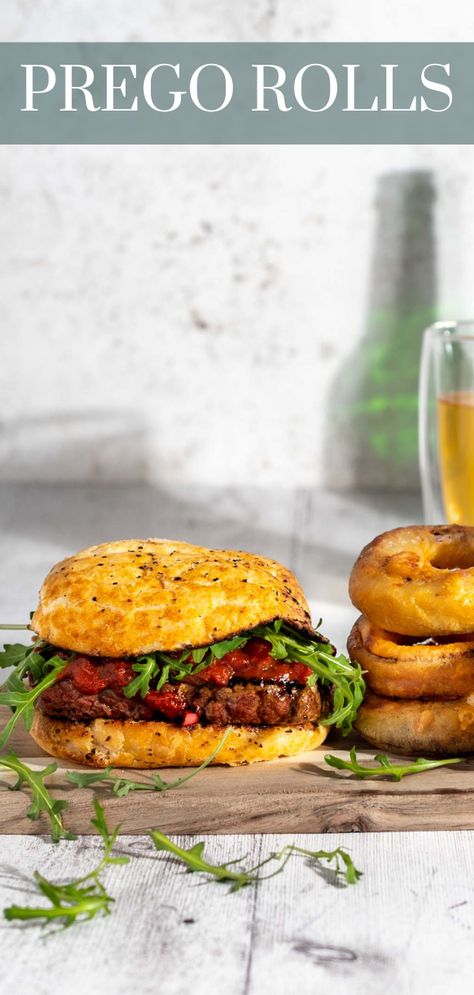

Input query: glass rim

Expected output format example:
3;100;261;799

425;320;474;342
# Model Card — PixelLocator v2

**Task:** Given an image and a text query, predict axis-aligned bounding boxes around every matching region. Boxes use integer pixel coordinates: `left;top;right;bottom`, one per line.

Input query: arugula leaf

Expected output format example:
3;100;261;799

122;655;160;698
278;844;362;885
209;635;248;659
0;752;74;843
324;746;462;781
4;875;110;927
150;832;362;893
0;642;36;668
89;799;128;865
191;647;208;664
150;833;257;892
66;727;232;796
0;653;69;749
4;800;128;931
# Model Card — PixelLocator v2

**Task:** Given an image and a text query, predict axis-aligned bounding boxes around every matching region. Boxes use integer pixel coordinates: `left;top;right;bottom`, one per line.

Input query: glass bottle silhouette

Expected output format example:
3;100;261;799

326;170;437;490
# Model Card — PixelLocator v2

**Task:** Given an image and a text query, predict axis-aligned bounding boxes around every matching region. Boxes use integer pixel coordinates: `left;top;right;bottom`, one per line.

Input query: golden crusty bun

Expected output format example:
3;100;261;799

348;615;474;700
349;525;474;637
355;689;474;755
31;538;314;657
30;712;328;768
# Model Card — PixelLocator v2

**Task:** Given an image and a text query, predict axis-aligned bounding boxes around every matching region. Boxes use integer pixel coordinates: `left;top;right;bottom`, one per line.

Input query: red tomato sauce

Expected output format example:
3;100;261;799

195;639;312;686
55;656;135;694
144;686;187;719
56;637;311;699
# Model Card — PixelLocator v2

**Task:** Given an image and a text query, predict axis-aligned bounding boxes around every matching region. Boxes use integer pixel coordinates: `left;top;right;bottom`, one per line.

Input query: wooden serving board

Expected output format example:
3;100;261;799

1;708;474;835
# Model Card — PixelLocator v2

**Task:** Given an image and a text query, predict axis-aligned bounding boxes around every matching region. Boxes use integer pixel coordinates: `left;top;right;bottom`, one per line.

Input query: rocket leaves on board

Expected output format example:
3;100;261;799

0;752;74;843
324;746;463;781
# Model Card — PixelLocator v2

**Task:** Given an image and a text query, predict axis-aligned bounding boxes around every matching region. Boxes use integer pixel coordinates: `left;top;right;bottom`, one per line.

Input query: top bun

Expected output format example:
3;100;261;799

31;538;314;657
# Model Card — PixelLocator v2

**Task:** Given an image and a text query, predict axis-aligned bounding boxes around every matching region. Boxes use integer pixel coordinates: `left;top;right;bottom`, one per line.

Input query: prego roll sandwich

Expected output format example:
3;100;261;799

0;539;365;767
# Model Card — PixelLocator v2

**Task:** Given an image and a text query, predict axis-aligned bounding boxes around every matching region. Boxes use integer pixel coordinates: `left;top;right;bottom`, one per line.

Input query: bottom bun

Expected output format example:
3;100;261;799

355;690;474;755
30;711;329;767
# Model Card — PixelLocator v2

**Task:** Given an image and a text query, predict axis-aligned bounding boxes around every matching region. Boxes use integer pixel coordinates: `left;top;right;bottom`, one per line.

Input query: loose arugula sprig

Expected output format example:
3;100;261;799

0;642;71;749
150;832;361;892
4;800;128;930
283;844;362;885
0;752;74;842
66;727;232;796
324;746;462;781
150;833;278;892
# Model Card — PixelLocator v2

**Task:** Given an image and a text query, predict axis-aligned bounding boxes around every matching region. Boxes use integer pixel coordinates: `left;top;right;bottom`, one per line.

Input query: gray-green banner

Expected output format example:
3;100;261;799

0;43;471;143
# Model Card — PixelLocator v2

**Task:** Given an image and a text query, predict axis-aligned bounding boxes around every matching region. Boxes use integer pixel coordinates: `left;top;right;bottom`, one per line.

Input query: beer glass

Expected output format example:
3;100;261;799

419;321;474;524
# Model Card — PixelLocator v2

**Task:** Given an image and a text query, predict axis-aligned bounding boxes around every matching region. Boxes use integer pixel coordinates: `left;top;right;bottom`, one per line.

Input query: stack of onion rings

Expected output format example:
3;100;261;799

348;525;474;755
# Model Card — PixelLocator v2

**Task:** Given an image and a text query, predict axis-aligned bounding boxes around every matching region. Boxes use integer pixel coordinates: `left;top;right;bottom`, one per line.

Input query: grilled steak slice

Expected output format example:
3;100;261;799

37;681;153;722
188;683;321;725
36;678;322;726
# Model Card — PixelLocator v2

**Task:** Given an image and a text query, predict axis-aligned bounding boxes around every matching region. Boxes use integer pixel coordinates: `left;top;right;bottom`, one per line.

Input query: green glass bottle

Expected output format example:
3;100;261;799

326;170;437;491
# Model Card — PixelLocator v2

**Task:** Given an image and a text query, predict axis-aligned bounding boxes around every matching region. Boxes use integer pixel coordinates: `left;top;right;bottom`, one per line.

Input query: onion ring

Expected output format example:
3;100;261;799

355;689;474;756
349;525;474;636
348;616;474;699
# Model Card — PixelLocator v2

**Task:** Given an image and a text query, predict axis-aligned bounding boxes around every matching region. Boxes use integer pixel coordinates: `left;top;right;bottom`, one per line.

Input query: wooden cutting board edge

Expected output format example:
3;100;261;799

1;710;474;835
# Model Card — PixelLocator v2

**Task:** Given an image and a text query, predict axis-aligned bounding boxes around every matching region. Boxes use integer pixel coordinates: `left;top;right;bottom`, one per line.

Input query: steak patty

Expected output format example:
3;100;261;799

37;678;322;726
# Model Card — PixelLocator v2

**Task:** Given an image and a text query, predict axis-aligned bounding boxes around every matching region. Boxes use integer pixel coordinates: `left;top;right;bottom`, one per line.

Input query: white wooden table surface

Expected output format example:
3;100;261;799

1;483;472;995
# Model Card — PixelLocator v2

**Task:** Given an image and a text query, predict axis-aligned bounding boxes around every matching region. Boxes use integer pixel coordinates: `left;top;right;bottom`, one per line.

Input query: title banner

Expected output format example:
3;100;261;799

0;42;473;143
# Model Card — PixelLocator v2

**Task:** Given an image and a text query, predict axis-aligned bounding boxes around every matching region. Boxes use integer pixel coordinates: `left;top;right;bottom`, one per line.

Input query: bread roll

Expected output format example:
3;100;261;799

31;538;315;658
31;712;328;768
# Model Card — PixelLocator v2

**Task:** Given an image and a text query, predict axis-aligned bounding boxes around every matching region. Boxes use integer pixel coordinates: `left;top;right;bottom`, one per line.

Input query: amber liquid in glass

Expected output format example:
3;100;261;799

438;391;474;524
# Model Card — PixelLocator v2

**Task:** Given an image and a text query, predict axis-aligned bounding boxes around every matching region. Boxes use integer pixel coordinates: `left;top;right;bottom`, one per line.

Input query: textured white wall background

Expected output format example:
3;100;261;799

1;1;474;488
